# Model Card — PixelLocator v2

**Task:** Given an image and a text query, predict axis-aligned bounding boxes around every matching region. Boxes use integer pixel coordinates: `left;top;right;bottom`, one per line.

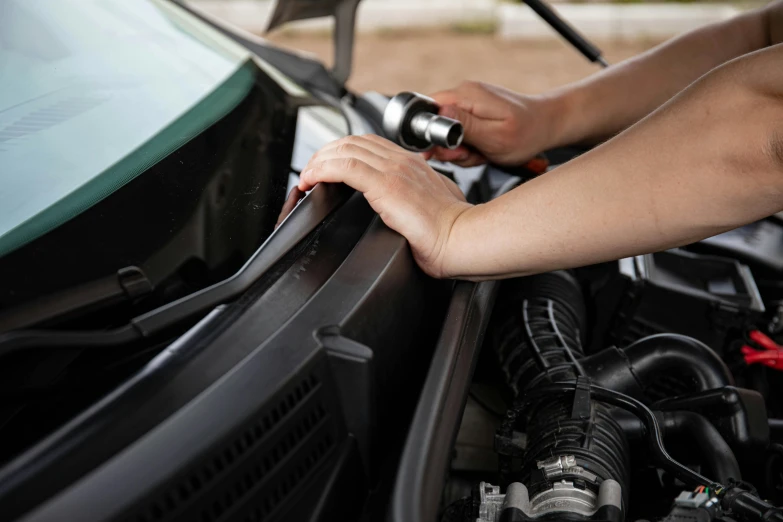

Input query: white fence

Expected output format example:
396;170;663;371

189;0;741;39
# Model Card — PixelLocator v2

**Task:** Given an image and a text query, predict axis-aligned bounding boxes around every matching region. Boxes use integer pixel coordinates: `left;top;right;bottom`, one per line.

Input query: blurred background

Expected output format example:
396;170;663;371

191;0;761;95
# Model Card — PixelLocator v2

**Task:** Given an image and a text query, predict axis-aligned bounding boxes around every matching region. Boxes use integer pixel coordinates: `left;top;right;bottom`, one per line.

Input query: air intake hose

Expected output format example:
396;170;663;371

492;272;629;521
580;334;733;400
491;271;737;521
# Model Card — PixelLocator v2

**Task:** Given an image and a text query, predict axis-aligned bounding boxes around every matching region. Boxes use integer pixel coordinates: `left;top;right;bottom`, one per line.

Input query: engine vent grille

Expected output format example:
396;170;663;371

240;432;334;522
126;372;339;522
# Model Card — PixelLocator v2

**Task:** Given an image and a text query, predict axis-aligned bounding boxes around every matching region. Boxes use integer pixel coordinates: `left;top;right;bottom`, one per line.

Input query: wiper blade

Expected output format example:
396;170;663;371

0;182;353;356
0;267;152;334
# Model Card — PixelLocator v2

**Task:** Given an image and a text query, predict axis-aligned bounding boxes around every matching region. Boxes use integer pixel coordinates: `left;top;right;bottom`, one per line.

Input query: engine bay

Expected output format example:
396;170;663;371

440;220;783;522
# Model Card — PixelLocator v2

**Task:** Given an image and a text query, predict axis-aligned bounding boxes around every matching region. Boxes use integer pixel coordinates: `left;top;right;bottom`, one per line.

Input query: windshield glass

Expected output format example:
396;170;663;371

0;0;253;257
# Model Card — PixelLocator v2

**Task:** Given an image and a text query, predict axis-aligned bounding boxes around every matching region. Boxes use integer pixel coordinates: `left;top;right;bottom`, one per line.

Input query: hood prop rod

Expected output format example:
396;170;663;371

523;0;609;68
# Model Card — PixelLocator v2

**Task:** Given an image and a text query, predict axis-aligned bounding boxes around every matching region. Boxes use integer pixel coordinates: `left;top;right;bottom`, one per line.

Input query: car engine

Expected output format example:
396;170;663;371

440;223;783;522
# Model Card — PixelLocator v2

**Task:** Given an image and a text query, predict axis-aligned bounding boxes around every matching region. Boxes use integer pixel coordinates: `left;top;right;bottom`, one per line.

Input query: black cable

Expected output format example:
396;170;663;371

513;381;720;490
770;418;783;434
659;411;741;484
515;381;783;521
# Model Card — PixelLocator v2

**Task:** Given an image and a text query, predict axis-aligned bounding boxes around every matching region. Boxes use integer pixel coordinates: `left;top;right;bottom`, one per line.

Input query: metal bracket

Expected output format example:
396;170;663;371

331;0;361;85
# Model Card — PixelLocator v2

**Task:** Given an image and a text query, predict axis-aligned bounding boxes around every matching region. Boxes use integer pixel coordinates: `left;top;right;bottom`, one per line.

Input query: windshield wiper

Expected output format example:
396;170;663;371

0;182;354;358
0;267;152;334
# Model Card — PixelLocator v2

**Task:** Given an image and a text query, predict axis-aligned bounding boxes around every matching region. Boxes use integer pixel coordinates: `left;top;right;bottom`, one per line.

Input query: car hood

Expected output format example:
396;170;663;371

267;0;359;30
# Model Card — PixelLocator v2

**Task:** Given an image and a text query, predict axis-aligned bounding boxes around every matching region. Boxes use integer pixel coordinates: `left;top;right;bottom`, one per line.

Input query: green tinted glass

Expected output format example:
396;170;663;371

0;0;254;257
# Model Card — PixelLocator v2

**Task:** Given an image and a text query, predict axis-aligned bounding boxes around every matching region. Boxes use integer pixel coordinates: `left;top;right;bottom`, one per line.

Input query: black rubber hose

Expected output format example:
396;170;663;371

582;333;734;399
624;334;733;391
520;397;631;490
770;418;783;435
611;409;741;483
492;273;631;510
659;411;741;484
492;271;587;398
544;382;782;522
514;382;720;490
722;487;783;522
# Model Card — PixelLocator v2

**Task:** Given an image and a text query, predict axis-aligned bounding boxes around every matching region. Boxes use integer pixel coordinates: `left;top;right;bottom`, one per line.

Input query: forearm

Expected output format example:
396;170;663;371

541;2;777;149
446;45;783;281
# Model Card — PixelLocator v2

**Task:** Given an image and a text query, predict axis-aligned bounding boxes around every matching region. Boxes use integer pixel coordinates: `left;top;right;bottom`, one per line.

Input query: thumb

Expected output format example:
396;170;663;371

439;104;480;144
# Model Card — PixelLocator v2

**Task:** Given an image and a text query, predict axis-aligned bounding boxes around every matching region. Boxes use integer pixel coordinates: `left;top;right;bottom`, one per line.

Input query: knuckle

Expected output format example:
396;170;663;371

459;80;484;92
343;157;361;171
363;134;384;143
499;117;520;136
378;156;395;168
301;167;318;183
430;90;451;103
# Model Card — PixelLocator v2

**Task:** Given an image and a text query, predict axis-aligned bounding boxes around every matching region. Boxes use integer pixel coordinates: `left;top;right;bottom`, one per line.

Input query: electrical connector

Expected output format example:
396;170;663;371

662;491;721;522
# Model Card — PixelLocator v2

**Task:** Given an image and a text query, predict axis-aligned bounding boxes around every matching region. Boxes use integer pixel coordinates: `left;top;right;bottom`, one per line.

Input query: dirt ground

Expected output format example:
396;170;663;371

267;31;661;95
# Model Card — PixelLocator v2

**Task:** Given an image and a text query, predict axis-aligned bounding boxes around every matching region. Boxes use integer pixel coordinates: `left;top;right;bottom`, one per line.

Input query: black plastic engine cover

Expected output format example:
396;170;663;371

591;249;764;356
0;192;451;522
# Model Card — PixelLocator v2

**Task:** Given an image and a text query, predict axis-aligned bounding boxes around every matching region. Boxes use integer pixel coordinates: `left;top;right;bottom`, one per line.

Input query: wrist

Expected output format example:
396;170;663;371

439;202;480;280
534;87;588;150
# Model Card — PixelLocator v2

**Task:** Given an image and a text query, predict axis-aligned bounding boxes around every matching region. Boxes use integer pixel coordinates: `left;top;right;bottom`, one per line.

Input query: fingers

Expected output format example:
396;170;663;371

427;145;487;167
313;139;393;171
275;187;305;228
431;81;485;112
298;135;411;192
430;89;465;110
449;151;487;168
440;104;479;143
298;157;381;193
318;133;405;157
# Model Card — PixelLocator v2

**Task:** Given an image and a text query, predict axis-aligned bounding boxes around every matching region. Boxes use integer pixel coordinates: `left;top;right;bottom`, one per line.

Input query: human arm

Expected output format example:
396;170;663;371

300;44;783;280
427;1;783;166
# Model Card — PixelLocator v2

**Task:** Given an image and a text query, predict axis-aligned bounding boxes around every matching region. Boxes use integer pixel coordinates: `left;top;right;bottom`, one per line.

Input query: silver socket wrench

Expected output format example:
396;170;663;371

382;92;464;152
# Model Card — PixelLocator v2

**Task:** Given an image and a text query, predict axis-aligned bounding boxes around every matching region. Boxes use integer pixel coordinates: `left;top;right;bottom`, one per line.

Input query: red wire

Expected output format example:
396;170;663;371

750;330;782;351
743;331;783;370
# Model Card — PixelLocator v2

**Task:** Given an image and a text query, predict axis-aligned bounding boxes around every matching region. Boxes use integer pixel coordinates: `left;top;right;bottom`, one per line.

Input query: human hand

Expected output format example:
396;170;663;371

425;81;560;167
298;134;472;278
275;186;305;229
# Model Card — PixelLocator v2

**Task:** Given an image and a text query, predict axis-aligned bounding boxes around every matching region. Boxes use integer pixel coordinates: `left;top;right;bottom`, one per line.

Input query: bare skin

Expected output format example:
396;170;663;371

297;3;783;281
425;1;783;166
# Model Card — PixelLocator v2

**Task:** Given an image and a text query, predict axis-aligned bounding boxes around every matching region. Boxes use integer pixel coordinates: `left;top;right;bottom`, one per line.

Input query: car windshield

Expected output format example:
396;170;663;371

0;0;254;257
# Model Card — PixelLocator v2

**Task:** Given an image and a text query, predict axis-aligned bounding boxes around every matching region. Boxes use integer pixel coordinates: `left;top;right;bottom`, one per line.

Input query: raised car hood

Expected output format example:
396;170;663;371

267;0;347;30
267;0;362;84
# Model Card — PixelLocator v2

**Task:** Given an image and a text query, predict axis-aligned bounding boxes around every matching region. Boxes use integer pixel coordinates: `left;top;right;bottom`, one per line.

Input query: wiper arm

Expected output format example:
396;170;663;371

0;182;354;356
0;267;152;334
